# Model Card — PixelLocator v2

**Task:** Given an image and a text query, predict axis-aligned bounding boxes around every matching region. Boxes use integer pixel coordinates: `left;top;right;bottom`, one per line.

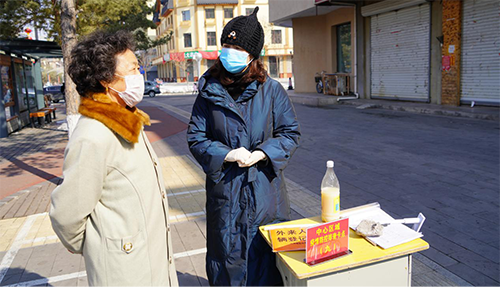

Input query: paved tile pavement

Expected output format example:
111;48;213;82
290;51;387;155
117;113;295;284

0;112;67;199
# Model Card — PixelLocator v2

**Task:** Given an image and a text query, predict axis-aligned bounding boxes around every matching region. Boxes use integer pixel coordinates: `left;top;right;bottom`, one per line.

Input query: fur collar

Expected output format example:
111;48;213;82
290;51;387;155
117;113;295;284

78;93;150;143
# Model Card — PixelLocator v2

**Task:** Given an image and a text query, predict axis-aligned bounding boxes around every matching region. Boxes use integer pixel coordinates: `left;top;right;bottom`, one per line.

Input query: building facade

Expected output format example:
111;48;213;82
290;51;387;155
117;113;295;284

153;0;294;82
270;0;500;106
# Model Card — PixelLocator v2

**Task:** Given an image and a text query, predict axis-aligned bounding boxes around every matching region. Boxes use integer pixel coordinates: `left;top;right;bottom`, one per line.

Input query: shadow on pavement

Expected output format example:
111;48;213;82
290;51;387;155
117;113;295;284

0;149;64;179
0;268;53;286
177;271;209;286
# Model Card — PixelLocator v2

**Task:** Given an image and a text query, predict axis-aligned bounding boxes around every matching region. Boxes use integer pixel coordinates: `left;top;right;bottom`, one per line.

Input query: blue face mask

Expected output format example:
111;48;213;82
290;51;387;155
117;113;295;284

220;47;253;74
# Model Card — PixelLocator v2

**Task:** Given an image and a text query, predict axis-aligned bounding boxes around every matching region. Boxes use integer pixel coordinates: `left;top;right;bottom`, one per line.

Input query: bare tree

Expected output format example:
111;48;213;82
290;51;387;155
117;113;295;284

173;60;188;82
60;0;79;137
261;22;273;54
136;48;157;81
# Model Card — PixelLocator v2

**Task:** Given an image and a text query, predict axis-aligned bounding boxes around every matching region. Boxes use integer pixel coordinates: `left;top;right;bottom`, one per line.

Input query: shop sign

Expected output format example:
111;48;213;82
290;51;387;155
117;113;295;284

270;227;307;252
305;218;349;265
200;51;219;60
184;51;197;59
180;48;264;61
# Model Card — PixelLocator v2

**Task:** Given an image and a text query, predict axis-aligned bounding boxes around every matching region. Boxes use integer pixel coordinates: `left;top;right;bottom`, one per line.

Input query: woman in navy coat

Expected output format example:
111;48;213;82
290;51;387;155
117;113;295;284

187;7;300;286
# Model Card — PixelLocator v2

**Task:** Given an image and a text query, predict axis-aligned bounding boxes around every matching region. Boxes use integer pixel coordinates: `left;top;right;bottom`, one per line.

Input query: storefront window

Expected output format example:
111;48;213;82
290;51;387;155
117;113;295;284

13;62;27;112
14;62;36;112
1;65;15;120
337;23;352;73
24;63;36;109
186;60;194;82
269;56;279;78
206;59;216;69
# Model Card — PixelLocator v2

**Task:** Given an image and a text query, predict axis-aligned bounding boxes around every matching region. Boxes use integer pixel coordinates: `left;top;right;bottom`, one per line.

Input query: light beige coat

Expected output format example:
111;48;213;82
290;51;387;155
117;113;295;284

50;111;178;286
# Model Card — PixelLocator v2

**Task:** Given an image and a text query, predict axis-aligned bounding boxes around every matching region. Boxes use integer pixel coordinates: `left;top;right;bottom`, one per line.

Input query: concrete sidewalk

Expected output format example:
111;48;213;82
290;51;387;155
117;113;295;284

0;100;469;286
287;91;499;121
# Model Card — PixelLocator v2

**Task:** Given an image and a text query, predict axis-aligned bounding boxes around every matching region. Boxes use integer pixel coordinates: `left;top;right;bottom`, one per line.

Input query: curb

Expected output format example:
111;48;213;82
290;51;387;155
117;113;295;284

338;100;499;121
289;95;339;107
0;190;30;208
288;94;499;121
0;184;42;211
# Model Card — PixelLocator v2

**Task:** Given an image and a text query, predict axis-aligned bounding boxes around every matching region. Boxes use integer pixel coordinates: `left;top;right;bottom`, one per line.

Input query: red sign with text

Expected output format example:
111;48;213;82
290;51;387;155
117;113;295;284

306;218;349;265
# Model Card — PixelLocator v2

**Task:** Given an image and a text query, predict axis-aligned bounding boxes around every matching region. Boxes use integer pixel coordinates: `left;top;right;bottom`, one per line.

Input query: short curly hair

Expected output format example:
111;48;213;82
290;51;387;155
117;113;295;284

68;30;136;97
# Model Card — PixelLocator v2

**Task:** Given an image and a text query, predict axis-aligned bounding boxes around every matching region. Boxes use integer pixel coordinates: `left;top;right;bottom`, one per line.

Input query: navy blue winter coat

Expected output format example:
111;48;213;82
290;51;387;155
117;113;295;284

187;73;301;286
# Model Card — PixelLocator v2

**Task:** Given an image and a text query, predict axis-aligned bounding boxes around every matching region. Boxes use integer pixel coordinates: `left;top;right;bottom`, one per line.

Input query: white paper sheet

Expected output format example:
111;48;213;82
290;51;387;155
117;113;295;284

346;203;423;249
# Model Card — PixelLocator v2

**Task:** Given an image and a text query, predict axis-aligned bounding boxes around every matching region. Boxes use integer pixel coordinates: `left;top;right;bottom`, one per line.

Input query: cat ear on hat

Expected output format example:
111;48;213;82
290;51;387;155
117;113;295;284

251;6;259;16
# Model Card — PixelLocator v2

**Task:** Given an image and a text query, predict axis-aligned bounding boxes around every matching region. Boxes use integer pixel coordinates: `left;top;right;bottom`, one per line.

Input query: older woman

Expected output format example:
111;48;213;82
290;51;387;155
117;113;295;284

187;7;300;286
49;30;178;286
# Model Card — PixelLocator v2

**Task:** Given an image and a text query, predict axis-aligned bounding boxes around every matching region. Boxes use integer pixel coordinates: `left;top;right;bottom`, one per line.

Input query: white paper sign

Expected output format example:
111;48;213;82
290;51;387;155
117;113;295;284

448;45;455;54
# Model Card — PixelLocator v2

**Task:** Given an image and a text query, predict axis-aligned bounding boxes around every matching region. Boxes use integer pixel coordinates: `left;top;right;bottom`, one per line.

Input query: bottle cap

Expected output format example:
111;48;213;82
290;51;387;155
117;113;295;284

326;160;334;168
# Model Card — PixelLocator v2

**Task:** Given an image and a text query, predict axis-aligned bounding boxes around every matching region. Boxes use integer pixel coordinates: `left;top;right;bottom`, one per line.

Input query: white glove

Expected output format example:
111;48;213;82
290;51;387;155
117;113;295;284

225;147;252;167
240;150;267;167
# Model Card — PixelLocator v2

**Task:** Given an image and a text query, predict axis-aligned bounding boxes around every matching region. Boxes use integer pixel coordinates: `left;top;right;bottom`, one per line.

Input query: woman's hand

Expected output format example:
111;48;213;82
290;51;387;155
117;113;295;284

240;150;266;167
225;147;252;166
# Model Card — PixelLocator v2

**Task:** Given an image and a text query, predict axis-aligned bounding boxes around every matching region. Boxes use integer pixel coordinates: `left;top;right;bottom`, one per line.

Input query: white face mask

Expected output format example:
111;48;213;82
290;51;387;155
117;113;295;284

109;74;144;107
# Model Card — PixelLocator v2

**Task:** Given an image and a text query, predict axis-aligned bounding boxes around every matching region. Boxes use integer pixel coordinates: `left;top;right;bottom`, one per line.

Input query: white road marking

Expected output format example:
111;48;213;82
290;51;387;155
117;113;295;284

5;247;207;286
0;214;42;283
173;247;207;259
5;271;87;287
168;189;205;197
170;211;205;222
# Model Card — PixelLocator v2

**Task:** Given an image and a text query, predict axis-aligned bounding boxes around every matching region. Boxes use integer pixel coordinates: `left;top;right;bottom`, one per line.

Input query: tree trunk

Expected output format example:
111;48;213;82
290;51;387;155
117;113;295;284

60;0;79;137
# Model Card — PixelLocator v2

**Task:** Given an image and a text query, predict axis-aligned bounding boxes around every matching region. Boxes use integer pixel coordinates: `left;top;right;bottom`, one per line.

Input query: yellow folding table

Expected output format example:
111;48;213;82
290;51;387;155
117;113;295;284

260;211;429;286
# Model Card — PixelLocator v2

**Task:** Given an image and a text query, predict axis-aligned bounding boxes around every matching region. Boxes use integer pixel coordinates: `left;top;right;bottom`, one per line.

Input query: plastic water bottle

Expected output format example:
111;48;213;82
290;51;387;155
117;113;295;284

321;160;340;222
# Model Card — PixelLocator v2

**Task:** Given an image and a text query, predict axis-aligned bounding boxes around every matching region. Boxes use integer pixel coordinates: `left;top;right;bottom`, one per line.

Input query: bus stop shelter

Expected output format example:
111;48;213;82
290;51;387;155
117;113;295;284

0;39;62;138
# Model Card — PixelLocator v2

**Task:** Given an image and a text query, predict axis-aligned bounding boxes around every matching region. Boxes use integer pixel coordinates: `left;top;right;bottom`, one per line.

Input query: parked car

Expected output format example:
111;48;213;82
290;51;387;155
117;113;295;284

43;85;64;103
144;81;161;97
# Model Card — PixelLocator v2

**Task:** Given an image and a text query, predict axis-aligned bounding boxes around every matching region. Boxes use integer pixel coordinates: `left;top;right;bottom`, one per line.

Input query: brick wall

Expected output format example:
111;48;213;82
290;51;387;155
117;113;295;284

441;0;462;106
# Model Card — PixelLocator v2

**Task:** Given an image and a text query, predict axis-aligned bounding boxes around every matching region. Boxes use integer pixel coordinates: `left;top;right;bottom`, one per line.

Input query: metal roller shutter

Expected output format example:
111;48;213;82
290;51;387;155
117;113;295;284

370;4;431;101
461;0;500;105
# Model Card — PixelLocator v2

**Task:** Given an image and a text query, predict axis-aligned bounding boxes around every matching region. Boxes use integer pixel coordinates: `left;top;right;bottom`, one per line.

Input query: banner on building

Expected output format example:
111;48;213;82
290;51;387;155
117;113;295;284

166;49;265;62
200;51;219;60
170;52;185;62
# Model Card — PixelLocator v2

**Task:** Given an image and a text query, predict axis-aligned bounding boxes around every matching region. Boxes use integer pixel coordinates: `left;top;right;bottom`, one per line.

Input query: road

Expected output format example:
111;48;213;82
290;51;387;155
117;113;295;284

141;93;500;286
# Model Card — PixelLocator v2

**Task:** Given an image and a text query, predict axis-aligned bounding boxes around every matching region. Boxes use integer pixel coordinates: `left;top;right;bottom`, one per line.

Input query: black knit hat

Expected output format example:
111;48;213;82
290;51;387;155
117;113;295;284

221;7;264;59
